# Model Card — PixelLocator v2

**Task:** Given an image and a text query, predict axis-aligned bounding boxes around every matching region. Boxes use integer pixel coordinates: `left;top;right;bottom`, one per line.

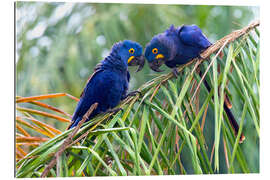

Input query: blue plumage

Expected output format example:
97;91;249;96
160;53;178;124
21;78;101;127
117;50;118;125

144;24;245;142
144;24;212;72
68;40;144;129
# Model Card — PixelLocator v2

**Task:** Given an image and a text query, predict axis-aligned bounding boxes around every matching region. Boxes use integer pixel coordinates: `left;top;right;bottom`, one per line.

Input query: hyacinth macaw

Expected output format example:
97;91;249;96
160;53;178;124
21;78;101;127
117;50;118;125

143;24;245;142
68;40;144;129
144;24;211;75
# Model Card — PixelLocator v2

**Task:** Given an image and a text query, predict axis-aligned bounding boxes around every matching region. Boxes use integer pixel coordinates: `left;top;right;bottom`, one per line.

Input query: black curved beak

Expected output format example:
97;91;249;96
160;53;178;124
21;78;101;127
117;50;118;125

148;58;164;72
128;55;145;72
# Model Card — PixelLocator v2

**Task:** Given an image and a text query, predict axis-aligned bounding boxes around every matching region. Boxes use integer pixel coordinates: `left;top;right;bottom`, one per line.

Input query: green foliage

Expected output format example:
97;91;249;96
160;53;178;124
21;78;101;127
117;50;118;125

16;30;260;176
16;2;259;177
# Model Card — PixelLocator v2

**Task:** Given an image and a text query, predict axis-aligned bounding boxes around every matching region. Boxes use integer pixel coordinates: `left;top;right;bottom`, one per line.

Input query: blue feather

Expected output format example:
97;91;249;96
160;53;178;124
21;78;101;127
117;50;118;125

144;24;212;68
68;40;142;129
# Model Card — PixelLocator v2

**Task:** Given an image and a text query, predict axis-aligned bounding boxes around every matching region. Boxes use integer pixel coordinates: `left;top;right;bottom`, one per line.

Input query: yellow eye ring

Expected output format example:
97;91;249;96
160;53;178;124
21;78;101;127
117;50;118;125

152;48;158;54
129;48;135;54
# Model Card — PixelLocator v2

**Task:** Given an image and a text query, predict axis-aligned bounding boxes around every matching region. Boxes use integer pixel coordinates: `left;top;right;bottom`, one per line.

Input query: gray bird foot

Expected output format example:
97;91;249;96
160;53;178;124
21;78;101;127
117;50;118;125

106;108;123;115
122;90;141;100
172;68;179;78
126;90;141;97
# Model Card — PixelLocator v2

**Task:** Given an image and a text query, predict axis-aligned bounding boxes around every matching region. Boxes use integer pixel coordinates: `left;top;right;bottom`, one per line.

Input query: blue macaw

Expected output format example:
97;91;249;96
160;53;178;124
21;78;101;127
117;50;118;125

68;40;144;129
144;24;211;74
144;24;245;142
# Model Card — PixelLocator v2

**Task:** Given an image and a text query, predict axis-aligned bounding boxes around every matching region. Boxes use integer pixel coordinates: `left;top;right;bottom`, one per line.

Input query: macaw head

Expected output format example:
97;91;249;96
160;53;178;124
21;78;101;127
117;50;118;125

144;36;171;72
117;40;145;72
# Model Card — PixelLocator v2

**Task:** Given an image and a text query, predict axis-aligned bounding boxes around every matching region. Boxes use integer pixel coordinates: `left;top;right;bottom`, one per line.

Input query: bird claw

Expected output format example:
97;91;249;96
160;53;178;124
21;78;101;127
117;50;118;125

126;90;141;97
172;68;179;78
198;54;203;59
106;108;123;115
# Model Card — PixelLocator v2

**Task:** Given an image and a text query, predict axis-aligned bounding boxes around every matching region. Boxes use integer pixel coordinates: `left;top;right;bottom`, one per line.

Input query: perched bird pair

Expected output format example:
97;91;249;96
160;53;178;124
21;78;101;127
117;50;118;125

68;24;243;142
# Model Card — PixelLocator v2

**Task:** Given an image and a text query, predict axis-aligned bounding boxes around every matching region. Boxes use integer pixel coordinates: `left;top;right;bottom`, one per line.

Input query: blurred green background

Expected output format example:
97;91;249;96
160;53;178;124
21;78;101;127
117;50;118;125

16;2;259;173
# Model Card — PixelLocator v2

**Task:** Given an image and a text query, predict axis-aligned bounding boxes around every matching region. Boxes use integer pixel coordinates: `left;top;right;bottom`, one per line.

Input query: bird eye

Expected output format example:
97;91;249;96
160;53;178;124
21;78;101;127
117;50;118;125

129;48;135;54
152;48;158;54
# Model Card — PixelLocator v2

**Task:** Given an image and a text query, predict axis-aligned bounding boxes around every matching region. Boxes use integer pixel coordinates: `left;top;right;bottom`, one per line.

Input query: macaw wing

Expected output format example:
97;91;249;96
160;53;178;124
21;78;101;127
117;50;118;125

80;63;103;98
178;25;212;49
127;71;130;83
121;71;130;100
69;64;104;128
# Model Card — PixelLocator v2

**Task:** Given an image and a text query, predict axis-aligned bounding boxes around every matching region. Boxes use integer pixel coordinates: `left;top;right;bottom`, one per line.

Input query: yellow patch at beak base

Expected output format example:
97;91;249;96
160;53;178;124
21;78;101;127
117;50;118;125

128;56;135;64
155;54;164;59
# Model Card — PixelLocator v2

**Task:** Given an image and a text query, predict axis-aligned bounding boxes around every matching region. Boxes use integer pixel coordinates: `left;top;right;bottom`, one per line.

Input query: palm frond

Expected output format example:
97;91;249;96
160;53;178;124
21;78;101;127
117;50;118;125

16;21;260;177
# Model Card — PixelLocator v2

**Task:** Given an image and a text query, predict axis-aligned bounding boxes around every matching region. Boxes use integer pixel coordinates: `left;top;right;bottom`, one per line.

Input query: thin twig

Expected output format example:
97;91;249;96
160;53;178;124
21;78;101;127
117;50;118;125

200;20;260;59
223;137;230;169
210;143;215;164
41;103;98;177
150;83;162;102
201;103;208;133
190;39;229;105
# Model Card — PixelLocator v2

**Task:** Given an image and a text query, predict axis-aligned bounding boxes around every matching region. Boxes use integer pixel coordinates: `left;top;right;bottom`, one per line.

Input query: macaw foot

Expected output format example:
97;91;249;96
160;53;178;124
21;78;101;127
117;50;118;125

127;90;141;97
122;90;141;100
198;54;204;59
172;68;179;78
106;107;123;115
